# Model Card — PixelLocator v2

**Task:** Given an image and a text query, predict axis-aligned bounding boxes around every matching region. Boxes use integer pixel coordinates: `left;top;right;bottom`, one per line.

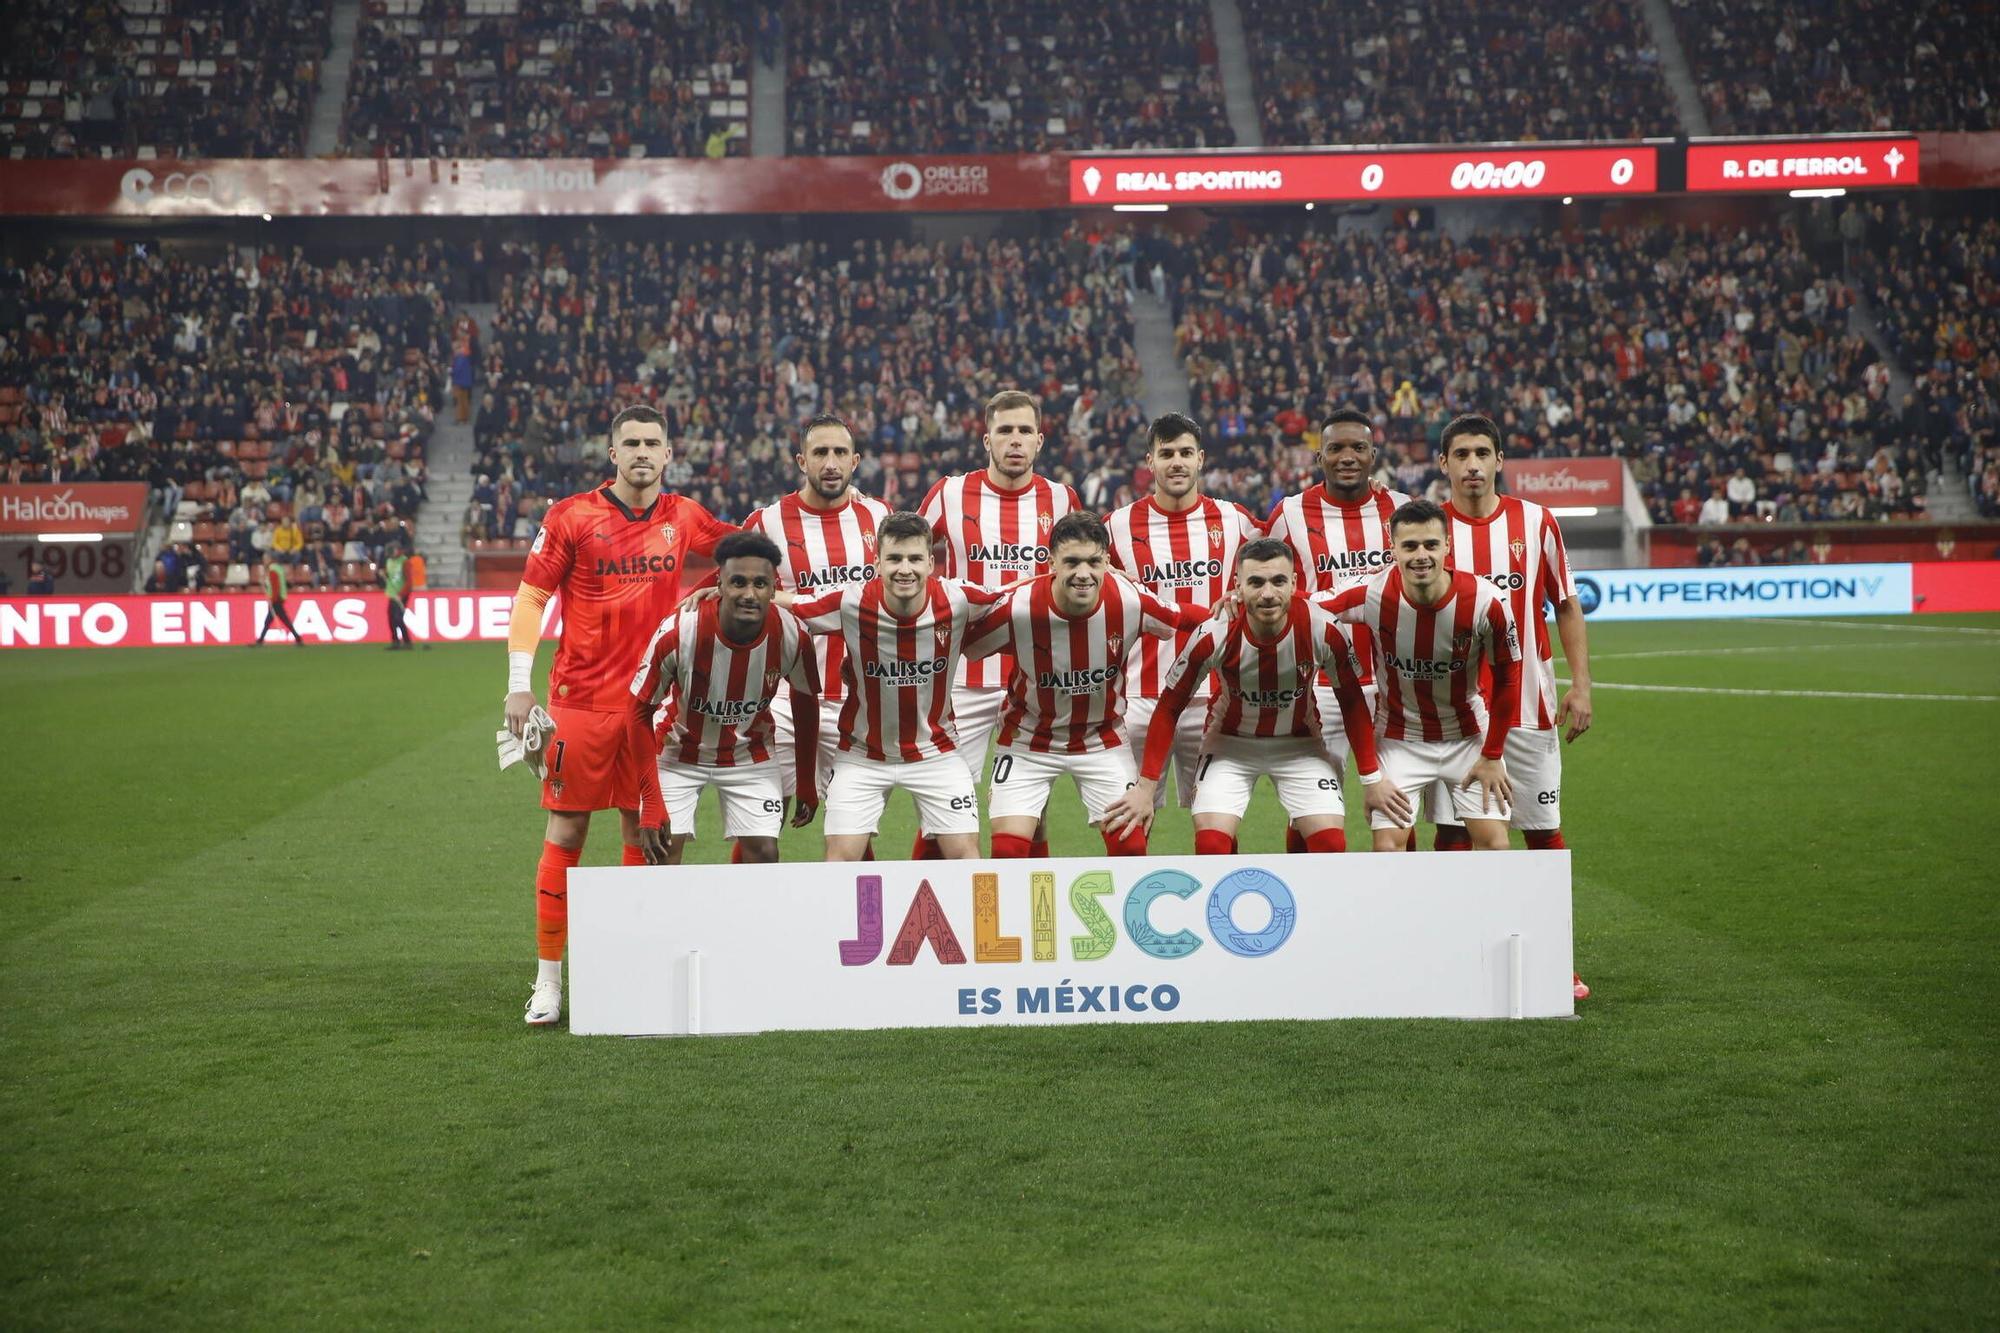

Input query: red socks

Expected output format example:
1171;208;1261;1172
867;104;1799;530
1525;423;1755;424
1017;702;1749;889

621;843;647;866
1101;826;1147;857
1433;825;1473;852
1194;829;1237;856
535;842;583;961
911;835;943;861
1524;830;1568;850
991;833;1033;858
1285;828;1307;854
1303;828;1346;853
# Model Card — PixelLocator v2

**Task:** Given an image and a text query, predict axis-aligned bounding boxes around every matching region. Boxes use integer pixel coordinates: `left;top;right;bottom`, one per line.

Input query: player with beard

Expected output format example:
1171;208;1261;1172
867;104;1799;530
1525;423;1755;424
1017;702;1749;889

503;403;737;1028
1265;406;1410;852
1102;539;1385;854
915;389;1080;858
1431;414;1594;998
1105;412;1262;815
744;413;888;848
964;511;1217;858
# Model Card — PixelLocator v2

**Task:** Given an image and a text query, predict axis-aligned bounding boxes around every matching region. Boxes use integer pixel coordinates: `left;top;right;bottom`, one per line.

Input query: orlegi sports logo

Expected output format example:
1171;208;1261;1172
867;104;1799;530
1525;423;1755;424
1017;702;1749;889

880;161;990;202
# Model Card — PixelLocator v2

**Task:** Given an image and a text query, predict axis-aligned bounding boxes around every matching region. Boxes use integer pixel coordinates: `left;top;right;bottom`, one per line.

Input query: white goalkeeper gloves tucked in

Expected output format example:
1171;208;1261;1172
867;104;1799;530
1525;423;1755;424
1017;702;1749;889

496;705;557;779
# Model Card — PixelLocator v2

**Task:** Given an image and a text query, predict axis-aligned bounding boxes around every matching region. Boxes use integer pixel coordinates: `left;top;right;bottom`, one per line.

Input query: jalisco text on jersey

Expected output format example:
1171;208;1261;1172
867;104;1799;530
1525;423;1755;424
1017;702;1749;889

1141;558;1223;584
863;656;951;682
968;543;1050;565
1037;666;1119;693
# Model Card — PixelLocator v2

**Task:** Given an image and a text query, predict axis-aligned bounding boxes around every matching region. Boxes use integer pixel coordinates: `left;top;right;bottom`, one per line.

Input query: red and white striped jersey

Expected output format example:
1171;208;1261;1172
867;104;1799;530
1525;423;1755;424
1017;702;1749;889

1444;494;1577;731
745;489;889;702
629;600;819;768
1104;494;1262;698
1317;568;1522;753
792;578;1007;763
965;575;1197;755
1265;483;1410;687
1163;599;1367;744
919;471;1080;689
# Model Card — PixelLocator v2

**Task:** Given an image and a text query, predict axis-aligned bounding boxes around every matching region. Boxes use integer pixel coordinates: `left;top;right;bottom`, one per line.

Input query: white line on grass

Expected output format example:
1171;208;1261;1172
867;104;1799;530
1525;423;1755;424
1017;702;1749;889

1592;643;1896;662
1558;679;1999;703
1743;616;2000;637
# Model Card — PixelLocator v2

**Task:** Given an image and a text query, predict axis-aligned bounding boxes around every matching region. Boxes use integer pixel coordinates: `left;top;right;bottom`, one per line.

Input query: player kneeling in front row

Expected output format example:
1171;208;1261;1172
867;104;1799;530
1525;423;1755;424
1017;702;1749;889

788;511;1006;861
1314;500;1522;850
627;532;822;865
964;511;1217;858
1104;539;1390;853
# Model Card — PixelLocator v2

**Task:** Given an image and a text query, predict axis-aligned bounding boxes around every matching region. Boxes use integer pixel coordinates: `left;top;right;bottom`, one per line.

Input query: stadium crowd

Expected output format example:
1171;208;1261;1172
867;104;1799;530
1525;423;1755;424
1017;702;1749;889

340;0;752;158
1241;0;1677;147
0;0;328;158
1856;204;2000;518
1166;216;1926;526
464;223;1148;540
0;240;447;592
1675;0;2000;135
784;0;1234;155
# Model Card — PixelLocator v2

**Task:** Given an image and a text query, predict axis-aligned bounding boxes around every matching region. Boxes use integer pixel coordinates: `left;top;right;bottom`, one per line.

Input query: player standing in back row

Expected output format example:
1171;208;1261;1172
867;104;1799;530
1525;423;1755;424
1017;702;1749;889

502;403;738;1027
1432;413;1594;998
916;389;1080;858
1105;412;1262;812
744;413;888;827
1265;406;1409;850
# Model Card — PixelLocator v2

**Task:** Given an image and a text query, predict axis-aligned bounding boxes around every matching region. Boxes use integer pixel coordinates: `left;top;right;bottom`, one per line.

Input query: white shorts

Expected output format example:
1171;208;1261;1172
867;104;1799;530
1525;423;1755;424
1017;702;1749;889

1374;736;1511;829
825;751;980;838
1189;734;1344;822
1313;679;1378;770
950;685;1005;785
987;744;1138;825
657;758;786;840
768;685;839;800
1419;727;1560;830
1122;692;1207;809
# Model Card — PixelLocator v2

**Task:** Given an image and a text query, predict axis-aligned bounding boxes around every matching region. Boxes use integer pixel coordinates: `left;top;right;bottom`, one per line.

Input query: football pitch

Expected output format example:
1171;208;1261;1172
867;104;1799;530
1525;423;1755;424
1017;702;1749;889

4;613;1997;1328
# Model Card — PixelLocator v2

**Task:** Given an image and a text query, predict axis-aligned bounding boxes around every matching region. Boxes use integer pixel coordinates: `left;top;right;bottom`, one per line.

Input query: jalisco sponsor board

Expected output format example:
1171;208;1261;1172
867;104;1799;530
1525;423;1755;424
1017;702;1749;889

1501;458;1624;507
0;484;151;535
1569;562;1915;621
1069;146;1657;205
0;590;563;648
567;853;1576;1034
1685;136;1920;191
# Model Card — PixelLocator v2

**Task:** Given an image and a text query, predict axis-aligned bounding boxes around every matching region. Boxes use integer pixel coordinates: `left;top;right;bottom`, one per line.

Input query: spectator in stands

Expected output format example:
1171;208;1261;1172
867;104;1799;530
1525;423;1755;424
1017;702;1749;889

787;0;1234;155
1244;0;1676;146
26;561;54;595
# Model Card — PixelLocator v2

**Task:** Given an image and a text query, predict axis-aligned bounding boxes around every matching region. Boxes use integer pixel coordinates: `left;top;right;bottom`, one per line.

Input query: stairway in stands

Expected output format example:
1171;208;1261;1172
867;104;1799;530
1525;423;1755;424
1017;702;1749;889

412;303;495;588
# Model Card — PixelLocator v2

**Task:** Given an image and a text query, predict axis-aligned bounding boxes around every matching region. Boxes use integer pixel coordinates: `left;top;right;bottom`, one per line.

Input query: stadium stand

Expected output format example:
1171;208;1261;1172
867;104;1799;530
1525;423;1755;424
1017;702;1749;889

1241;0;1678;147
1856;204;2000;518
1673;0;2000;135
464;224;1148;540
340;0;751;158
0;241;446;591
0;0;329;158
1167;217;1924;525
784;0;1235;155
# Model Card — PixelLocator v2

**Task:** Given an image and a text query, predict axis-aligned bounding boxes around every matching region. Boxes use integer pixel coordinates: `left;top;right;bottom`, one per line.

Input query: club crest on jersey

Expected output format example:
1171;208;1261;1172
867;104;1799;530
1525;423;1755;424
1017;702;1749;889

1038;512;1053;534
763;667;783;693
1105;634;1123;659
933;620;952;652
1450;629;1476;654
1509;538;1527;561
1208;524;1225;545
658;521;678;549
1296;661;1314;685
860;530;876;557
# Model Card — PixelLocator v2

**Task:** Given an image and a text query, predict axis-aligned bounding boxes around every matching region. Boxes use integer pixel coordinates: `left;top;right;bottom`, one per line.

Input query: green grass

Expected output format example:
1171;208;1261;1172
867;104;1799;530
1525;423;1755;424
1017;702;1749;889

4;614;1999;1328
